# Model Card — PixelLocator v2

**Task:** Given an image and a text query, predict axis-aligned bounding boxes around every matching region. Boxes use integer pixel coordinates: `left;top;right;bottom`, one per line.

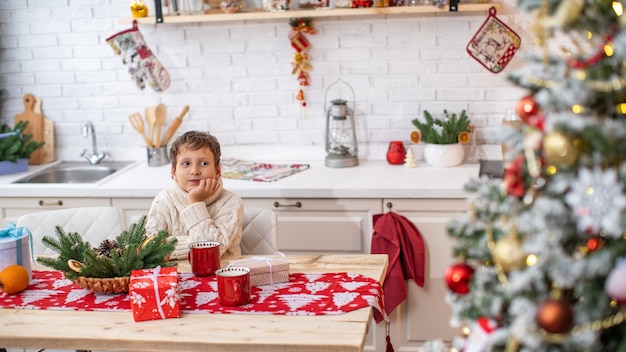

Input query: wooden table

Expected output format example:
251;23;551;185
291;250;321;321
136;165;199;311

0;254;388;352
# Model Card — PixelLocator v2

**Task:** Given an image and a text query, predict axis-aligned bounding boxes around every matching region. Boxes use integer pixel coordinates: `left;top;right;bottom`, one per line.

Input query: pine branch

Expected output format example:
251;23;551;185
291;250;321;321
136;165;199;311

36;215;177;279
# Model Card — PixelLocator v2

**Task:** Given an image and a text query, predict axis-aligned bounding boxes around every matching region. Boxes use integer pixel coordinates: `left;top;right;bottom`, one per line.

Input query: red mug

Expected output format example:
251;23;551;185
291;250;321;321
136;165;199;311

386;141;406;165
216;266;251;306
188;241;220;277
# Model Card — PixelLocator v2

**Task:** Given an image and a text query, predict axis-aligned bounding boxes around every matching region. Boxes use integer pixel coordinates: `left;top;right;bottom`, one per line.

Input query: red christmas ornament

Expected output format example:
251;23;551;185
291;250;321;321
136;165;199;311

535;298;574;334
586;237;601;252
516;95;540;123
445;263;474;295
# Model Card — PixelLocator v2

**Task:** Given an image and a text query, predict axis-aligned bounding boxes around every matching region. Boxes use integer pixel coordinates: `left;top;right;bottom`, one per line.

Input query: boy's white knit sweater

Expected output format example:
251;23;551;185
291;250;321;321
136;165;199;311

145;178;243;260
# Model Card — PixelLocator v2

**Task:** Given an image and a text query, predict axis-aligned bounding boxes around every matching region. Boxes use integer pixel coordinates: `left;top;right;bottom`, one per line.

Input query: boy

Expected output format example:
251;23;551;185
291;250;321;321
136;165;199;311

146;130;243;260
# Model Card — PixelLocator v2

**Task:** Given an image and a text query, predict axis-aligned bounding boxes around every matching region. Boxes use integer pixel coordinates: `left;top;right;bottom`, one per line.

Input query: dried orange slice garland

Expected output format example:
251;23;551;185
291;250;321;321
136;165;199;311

458;131;471;144
410;130;422;144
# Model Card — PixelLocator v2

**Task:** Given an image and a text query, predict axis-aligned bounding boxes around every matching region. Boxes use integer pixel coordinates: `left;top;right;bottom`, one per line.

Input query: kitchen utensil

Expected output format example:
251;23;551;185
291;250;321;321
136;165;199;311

154;103;167;148
161;105;189;147
145;106;157;147
14;94;44;165
33;96;55;164
128;112;153;147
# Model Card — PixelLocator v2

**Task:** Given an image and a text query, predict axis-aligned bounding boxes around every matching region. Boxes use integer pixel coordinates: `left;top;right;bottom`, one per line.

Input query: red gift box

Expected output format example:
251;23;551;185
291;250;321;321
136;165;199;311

289;30;310;53
129;266;181;322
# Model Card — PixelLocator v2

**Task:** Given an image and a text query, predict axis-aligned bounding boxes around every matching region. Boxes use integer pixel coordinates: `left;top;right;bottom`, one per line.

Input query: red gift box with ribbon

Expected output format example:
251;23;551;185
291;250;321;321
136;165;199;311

289;30;310;53
228;253;291;287
129;266;181;322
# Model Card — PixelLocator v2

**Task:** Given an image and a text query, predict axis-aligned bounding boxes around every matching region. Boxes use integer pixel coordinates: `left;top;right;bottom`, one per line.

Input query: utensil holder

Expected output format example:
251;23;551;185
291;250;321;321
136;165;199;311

147;147;168;167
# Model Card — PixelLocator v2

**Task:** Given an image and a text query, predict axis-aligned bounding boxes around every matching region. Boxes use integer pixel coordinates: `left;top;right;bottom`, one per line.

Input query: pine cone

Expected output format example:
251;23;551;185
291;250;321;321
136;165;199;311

94;239;121;258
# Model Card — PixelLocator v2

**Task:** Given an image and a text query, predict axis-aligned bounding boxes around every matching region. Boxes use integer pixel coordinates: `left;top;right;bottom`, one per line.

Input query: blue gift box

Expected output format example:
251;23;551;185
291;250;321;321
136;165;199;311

0;224;32;280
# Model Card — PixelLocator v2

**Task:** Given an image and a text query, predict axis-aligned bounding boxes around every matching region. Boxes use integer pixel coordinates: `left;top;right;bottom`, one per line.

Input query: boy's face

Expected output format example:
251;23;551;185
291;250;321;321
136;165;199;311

171;146;221;192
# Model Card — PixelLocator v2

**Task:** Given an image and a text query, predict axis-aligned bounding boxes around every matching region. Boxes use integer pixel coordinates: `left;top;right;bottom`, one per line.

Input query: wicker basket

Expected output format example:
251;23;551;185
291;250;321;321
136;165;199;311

72;275;130;294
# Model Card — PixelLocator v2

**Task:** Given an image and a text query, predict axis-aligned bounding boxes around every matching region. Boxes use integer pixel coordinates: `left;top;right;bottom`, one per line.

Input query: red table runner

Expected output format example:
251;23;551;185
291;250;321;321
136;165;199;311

0;271;386;318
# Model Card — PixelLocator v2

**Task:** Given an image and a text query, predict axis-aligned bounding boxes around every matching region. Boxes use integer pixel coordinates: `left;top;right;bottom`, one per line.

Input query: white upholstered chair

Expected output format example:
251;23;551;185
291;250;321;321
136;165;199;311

16;207;124;255
240;207;278;255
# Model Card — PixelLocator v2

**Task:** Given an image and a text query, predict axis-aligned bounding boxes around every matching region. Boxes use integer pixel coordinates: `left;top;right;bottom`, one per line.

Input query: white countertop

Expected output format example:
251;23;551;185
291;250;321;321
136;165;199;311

0;159;480;199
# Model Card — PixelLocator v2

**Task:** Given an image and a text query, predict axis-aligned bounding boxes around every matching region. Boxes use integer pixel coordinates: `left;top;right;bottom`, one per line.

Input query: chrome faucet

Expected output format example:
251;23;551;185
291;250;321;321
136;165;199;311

80;121;108;165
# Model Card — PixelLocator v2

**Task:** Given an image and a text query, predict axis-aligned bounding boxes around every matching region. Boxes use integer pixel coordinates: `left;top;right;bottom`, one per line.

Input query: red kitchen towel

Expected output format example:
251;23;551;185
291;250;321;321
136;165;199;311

371;211;425;323
0;271;385;318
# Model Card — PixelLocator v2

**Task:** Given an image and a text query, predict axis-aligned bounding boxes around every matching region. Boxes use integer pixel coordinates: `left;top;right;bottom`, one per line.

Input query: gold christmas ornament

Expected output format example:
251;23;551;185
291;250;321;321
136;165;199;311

130;0;149;18
543;130;581;166
492;234;526;272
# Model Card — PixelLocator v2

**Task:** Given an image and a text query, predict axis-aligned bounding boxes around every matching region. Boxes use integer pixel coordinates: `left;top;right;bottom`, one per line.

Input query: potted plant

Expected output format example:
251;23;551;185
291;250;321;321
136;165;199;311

410;109;471;167
0;120;45;175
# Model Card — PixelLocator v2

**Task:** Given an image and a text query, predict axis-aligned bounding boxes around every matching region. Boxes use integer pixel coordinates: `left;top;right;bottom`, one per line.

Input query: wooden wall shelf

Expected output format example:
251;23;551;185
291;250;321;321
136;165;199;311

120;3;500;24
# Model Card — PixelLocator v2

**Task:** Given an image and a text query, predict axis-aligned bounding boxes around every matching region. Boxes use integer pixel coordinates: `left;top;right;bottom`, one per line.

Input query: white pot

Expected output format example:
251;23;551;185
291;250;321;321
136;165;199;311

423;143;465;168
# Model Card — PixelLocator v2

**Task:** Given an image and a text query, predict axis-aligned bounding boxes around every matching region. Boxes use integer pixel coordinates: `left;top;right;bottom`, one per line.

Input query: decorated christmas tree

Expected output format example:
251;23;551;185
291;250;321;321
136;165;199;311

443;1;626;351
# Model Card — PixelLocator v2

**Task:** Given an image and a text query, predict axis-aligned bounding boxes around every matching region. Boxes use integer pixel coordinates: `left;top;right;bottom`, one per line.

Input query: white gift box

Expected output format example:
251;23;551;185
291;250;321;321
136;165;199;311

0;224;32;280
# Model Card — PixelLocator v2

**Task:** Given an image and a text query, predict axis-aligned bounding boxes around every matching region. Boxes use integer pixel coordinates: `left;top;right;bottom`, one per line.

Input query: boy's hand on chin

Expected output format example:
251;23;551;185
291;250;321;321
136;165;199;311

188;178;220;204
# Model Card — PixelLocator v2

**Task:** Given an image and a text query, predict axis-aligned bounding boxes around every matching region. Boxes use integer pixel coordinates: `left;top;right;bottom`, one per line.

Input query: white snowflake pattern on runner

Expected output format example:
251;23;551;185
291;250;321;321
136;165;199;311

178;278;201;291
257;282;292;303
339;281;368;291
303;273;324;281
305;282;330;294
19;289;58;305
346;272;359;279
65;289;92;304
51;277;74;289
195;291;218;306
94;293;124;305
333;292;359;308
277;293;326;311
209;281;218;291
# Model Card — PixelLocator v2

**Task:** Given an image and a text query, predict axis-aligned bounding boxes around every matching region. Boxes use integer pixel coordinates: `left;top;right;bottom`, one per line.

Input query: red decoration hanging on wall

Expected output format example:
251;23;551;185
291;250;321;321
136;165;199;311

289;18;316;107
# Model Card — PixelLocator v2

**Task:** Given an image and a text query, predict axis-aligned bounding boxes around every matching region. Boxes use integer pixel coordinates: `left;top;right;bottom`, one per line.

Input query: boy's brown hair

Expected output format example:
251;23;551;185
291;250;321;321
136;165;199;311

169;131;221;169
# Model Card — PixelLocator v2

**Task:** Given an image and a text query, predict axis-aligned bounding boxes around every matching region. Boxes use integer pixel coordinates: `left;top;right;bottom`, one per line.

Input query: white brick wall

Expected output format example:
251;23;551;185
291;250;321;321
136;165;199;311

0;0;530;162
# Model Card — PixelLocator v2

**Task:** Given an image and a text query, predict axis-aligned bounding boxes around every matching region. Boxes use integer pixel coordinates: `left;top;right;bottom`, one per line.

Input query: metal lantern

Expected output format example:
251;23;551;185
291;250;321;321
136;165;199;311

324;79;358;168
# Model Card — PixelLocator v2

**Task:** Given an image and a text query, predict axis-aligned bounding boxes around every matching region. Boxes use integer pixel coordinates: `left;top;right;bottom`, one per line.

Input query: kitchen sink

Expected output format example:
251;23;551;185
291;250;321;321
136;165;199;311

12;161;134;184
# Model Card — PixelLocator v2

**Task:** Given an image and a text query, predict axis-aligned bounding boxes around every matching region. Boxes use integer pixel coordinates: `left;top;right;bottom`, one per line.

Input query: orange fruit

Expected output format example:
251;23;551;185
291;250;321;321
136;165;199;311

410;130;422;144
0;264;30;295
67;259;85;272
458;131;471;144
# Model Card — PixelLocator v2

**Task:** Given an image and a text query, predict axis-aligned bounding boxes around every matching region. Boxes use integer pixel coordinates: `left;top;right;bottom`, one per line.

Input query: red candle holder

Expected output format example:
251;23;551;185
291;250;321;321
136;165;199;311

386;141;406;165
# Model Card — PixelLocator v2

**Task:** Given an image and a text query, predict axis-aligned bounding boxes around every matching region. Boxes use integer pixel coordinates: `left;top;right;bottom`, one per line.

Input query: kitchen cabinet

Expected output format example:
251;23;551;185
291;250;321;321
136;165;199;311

122;2;499;25
0;197;112;226
111;197;154;228
244;198;381;254
381;198;467;349
112;197;382;254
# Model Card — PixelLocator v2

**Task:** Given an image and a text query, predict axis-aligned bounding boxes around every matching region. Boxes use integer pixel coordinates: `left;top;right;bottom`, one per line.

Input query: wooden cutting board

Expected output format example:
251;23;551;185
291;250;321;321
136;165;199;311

34;97;55;164
14;93;46;165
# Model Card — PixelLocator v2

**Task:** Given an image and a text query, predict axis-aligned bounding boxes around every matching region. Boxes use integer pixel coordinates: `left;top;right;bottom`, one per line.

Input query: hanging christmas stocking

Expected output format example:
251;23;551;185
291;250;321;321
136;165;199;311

106;20;170;92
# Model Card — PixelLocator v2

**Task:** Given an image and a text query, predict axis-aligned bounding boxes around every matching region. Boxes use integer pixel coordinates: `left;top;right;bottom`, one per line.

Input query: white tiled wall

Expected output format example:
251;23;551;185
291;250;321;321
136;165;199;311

0;0;532;162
